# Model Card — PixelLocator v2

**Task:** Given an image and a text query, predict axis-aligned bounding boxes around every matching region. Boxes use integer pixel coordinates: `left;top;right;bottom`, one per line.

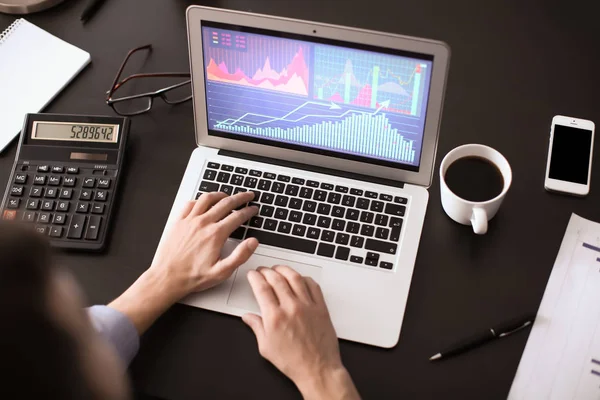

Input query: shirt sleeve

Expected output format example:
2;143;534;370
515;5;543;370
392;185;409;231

87;305;140;366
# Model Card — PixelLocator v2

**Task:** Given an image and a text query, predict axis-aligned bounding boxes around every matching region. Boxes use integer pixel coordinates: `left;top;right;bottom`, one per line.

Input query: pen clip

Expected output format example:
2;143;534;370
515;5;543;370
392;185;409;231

498;321;532;338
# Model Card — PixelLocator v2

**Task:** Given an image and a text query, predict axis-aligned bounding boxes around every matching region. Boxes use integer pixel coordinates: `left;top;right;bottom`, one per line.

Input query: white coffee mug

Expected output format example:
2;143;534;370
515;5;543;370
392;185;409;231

439;144;512;235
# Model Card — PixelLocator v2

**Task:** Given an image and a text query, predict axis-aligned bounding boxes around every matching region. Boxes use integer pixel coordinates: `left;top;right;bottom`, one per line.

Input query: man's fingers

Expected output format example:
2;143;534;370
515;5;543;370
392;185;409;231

219;205;258;235
258;267;296;305
241;313;265;345
305;277;326;306
179;201;196;220
272;265;313;303
213;238;259;276
203;191;255;221
247;269;279;312
191;192;228;216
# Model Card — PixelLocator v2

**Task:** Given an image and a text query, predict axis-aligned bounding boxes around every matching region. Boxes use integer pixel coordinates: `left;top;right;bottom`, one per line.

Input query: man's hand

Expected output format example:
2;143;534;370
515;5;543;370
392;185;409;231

109;191;259;334
242;266;360;400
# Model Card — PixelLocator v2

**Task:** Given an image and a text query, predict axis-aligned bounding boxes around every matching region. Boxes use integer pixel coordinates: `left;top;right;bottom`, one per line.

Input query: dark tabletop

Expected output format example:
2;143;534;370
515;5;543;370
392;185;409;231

2;0;600;398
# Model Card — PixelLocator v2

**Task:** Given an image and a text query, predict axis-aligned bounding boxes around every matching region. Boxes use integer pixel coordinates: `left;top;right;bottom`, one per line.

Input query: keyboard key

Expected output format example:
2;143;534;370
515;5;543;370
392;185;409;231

53;214;67;225
67;215;86;239
33;175;46;185
350;235;364;248
22;211;36;223
250;170;262;177
313;190;327;201
92;203;105;214
14;173;27;184
335;246;350;260
307;180;319;188
341;195;355;207
327;192;341;204
375;214;389;226
366;191;378;199
199;181;219;192
285;185;299;196
292;224;306;237
233;187;247;194
321;230;335;242
385;203;406;217
380;194;393;202
346;222;360;234
365;252;379;266
335;185;348;193
332;206;345;218
289;198;303;210
335;233;350;245
230;227;246;240
207;162;220;169
217;172;231;183
360;225;374;237
321;183;334;190
277;175;290;182
277;222;292;234
235;167;248;174
366;238;397;255
246;229;317;254
264;219;278;231
264;172;276;179
261;193;274;204
394;196;408;204
80;190;93;200
370;201;384;212
307;227;320;239
77;202;89;213
95;191;108;202
250;190;261;202
302;200;317;212
332;219;345;231
63;177;76;187
317;216;331;228
10;186;23;196
289;211;302;223
218;185;233;195
60;189;73;199
7;198;20;209
346;209;360;221
37;165;49;172
360;211;374;223
260;205;275;218
221;164;234;172
357;198;370;209
67;167;79;174
82;177;95;188
317;243;335;257
272;182;285;193
244;177;258;189
317;203;331;215
41;200;55;211
97;178;111;189
45;188;58;198
258;179;271;191
274;208;289;220
275;195;289;207
51;166;64;173
249;216;263;229
292;177;305;185
37;213;50;224
231;175;245;186
350;255;363;264
350;188;363;196
380;261;393;270
49;226;63;238
302;213;317;226
299;187;313;199
375;227;390;240
26;199;39;209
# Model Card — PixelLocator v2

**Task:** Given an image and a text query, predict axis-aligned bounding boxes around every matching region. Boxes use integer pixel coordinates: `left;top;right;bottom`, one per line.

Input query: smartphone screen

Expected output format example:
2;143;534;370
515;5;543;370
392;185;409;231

549;125;593;184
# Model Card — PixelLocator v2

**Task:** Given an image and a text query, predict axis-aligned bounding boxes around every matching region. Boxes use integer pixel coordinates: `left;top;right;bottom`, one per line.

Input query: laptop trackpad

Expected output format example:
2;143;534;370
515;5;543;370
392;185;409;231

227;255;322;314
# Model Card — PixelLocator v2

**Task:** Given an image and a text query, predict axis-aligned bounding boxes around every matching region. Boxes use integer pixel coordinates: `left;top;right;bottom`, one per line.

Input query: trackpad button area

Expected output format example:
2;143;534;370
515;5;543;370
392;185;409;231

227;255;322;314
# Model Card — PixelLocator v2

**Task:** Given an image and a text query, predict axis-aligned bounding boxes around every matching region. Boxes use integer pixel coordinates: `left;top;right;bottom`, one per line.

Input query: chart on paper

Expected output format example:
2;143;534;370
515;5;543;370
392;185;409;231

509;214;600;400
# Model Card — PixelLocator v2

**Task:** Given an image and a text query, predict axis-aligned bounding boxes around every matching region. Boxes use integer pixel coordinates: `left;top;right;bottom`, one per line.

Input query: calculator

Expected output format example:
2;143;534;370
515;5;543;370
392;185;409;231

1;113;129;251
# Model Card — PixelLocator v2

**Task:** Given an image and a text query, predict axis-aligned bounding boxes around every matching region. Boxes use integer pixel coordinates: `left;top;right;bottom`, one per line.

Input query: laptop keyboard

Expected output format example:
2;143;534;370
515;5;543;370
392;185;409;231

196;161;408;271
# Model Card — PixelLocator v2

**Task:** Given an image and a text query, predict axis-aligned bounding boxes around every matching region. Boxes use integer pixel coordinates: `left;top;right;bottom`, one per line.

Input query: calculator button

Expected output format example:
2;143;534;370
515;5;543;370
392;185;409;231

97;178;111;189
51;166;64;173
53;214;67;225
30;187;43;197
56;201;69;212
41;200;55;211
67;215;86;239
37;213;50;224
21;165;29;171
37;165;49;173
91;203;105;214
44;188;57;198
80;190;93;200
35;226;48;235
26;199;39;209
2;210;16;220
60;189;73;199
14;174;27;184
76;202;89;213
63;177;76;187
83;177;95;188
85;216;102;240
67;167;79;174
33;175;46;185
7;198;20;209
95;190;108;202
49;226;63;238
19;211;35;222
10;186;23;196
48;176;61;186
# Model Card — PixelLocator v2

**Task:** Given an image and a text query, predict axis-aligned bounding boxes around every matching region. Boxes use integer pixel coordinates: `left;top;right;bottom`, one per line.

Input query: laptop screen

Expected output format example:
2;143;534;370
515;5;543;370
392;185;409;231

201;22;434;172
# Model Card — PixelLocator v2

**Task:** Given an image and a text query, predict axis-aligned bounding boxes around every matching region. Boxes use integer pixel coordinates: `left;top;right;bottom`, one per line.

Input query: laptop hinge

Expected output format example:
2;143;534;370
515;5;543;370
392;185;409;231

218;150;405;189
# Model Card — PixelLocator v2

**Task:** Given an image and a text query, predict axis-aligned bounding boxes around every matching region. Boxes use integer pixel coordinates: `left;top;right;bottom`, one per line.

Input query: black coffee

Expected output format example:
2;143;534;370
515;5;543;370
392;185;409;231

444;156;504;202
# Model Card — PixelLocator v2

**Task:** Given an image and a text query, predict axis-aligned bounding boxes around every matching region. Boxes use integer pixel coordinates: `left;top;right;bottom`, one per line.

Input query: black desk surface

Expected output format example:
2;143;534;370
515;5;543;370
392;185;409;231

2;0;599;398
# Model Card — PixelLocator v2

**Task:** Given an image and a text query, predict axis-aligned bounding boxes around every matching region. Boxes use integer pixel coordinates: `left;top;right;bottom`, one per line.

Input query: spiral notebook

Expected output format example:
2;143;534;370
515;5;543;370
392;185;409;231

0;19;91;152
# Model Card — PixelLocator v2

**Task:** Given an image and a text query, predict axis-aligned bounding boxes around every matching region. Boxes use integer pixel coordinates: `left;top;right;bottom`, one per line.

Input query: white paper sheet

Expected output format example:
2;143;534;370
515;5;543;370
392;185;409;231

509;214;600;400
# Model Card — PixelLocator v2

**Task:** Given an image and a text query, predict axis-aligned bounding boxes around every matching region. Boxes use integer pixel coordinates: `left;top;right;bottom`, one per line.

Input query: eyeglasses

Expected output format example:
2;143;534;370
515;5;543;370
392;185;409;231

106;44;192;116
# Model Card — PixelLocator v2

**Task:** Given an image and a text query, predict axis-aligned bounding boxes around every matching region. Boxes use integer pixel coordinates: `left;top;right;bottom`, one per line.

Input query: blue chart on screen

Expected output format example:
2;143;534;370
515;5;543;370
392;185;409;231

202;26;433;167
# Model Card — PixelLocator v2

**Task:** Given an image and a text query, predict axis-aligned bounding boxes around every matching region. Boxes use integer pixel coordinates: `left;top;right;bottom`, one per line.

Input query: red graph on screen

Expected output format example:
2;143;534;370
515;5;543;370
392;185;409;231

206;48;309;96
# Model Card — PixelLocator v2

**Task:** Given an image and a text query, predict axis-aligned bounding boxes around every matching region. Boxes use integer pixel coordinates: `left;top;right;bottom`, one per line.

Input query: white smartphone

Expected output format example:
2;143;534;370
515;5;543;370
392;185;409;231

544;115;595;196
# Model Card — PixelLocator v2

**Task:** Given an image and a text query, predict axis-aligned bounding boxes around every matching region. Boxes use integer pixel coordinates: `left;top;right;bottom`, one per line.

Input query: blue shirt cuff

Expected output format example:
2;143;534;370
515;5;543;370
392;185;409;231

87;305;140;366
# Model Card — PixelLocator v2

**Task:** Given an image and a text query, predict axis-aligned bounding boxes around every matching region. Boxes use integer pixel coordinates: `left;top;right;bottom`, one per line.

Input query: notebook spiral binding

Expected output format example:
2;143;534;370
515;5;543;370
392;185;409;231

0;19;23;45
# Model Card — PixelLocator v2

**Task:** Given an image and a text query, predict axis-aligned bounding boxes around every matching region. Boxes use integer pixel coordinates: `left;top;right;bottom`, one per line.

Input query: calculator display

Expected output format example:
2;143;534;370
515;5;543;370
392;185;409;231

33;122;119;143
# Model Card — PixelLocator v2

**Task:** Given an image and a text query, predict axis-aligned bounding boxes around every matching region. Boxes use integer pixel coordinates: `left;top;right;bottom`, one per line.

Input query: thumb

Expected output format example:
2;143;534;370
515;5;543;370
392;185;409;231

214;238;259;276
242;313;265;343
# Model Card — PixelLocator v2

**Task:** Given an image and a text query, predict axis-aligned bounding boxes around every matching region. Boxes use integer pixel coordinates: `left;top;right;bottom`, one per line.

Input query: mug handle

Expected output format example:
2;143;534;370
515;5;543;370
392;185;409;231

471;208;488;235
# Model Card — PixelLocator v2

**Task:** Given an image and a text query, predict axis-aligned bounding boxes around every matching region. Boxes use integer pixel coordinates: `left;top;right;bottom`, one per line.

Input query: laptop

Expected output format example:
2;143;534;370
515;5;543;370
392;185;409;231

155;6;450;348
